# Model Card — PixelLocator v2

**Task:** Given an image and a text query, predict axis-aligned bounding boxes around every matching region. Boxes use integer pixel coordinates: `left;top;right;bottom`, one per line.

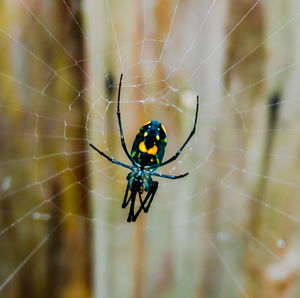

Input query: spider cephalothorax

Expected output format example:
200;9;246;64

90;74;199;222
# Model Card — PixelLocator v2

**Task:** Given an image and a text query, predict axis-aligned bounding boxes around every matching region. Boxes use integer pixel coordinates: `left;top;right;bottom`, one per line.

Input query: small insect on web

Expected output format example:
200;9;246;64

90;74;199;222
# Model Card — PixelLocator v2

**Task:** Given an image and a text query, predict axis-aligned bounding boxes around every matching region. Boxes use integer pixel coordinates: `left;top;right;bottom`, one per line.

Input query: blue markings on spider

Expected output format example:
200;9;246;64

89;74;199;222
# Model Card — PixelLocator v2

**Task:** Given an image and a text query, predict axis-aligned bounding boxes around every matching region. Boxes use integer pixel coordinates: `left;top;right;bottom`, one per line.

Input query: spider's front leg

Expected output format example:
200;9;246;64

126;190;140;222
140;181;158;213
121;182;130;209
129;181;158;222
122;173;135;209
123;174;158;222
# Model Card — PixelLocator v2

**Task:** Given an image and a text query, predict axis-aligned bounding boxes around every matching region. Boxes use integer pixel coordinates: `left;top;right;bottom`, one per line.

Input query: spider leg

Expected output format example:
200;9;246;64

121;182;130;209
125;182;159;222
89;143;133;170
125;190;150;222
127;190;138;222
130;192;146;222
130;188;154;222
150;172;189;180
136;189;151;212
143;181;158;213
116;74;136;165
146;95;199;169
130;182;158;222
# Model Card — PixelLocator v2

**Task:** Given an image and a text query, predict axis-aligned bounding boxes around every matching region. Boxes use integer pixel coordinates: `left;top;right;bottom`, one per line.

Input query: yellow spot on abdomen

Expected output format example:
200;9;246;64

139;142;158;155
147;145;158;155
139;141;147;153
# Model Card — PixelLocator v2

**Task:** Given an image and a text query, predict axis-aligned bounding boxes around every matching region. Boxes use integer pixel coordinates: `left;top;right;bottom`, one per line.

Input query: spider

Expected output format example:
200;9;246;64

90;74;199;222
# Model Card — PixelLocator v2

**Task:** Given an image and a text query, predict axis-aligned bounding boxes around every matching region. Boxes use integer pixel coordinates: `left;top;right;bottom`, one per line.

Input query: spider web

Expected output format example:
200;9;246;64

1;0;300;297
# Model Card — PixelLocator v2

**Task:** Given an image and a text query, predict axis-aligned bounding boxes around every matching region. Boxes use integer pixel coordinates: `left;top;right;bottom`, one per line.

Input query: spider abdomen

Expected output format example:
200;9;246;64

131;120;167;167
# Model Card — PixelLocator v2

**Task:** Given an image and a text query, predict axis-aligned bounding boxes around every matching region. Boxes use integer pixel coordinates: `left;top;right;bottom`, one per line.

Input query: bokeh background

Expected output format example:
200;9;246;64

1;0;300;297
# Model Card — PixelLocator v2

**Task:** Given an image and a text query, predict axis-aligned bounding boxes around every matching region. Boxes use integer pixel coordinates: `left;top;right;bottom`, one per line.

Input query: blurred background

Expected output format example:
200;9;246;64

1;0;300;297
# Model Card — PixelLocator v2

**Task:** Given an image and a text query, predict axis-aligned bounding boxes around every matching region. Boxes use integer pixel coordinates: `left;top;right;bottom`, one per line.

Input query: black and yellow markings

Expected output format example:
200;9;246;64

139;141;158;155
131;120;167;166
150;157;159;165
